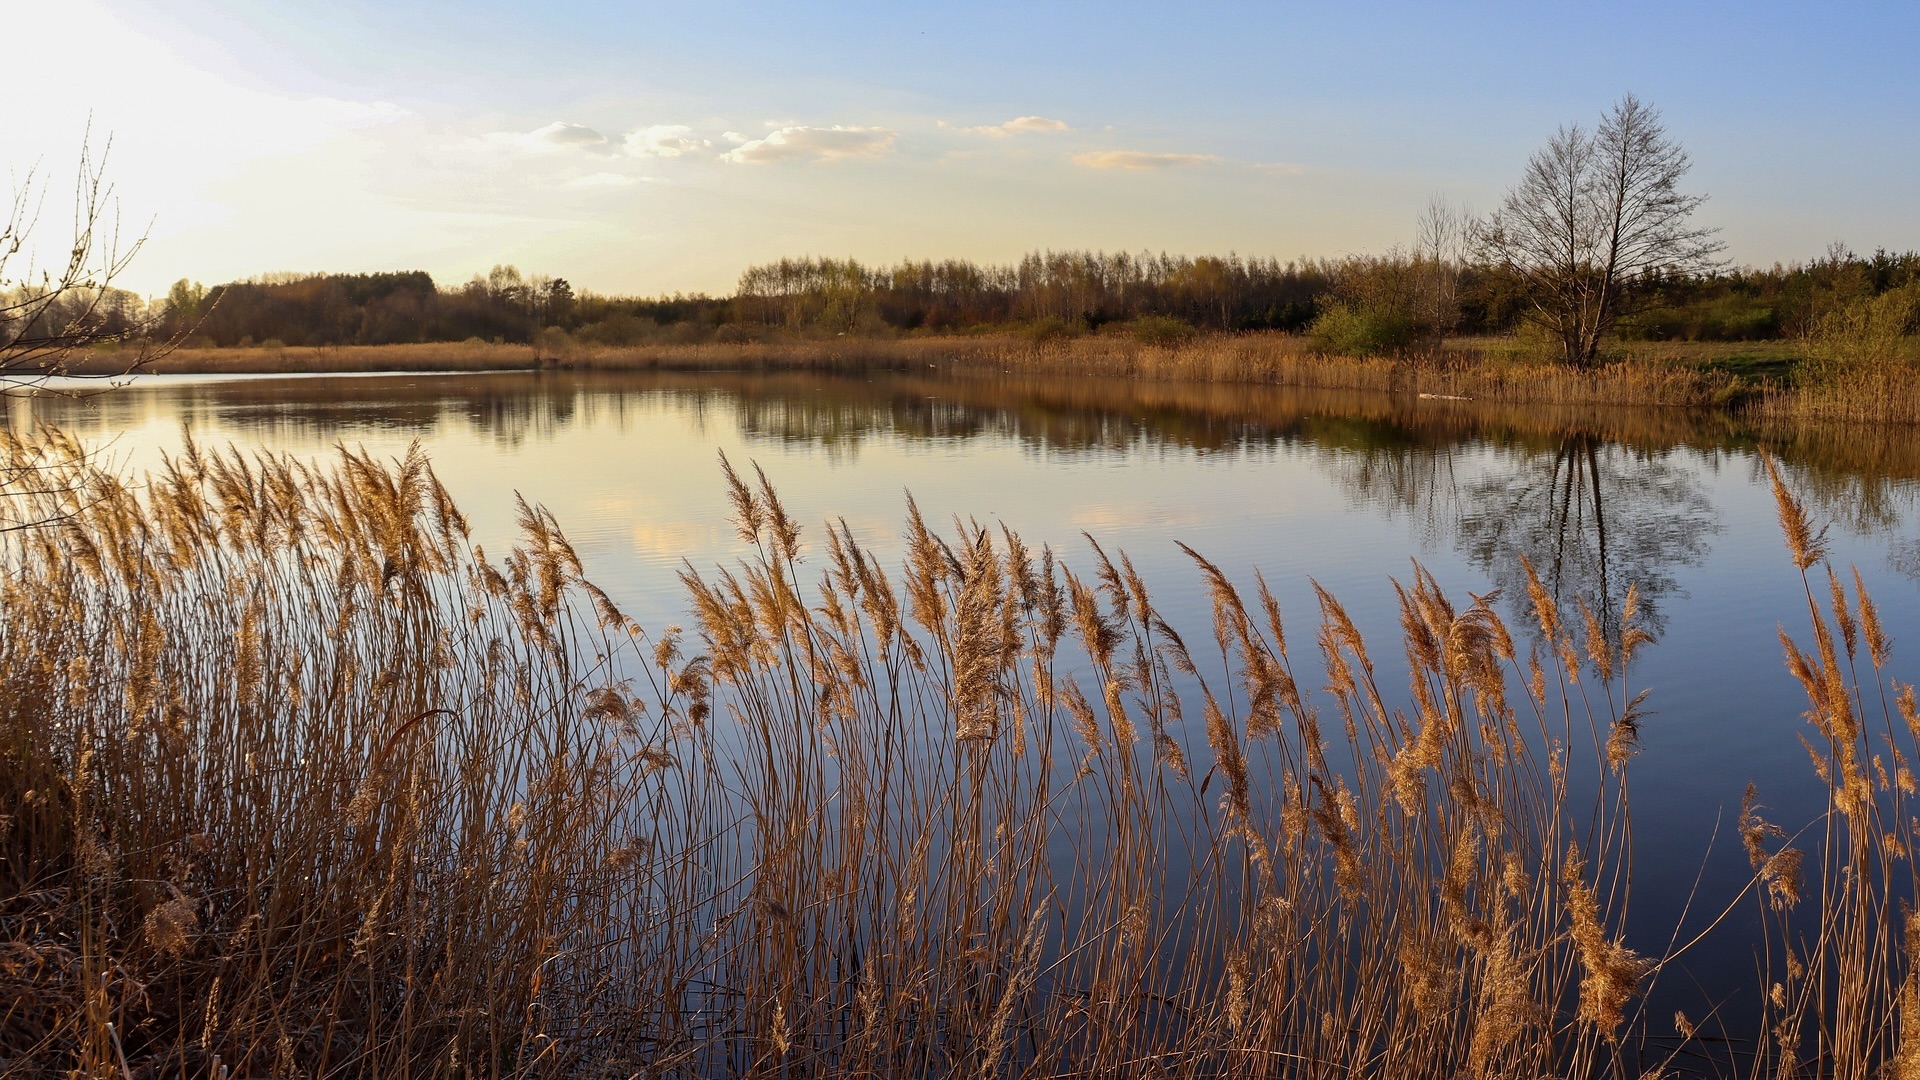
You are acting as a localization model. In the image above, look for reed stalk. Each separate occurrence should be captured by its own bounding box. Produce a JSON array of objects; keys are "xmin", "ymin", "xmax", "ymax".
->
[{"xmin": 0, "ymin": 430, "xmax": 1911, "ymax": 1077}]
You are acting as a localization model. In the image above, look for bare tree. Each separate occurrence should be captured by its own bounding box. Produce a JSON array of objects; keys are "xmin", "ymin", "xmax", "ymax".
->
[
  {"xmin": 1, "ymin": 130, "xmax": 175, "ymax": 535},
  {"xmin": 1415, "ymin": 195, "xmax": 1467, "ymax": 351},
  {"xmin": 1478, "ymin": 95, "xmax": 1723, "ymax": 368},
  {"xmin": 1, "ymin": 129, "xmax": 161, "ymax": 387}
]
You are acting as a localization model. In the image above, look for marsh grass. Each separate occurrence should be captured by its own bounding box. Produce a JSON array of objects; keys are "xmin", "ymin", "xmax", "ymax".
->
[
  {"xmin": 1750, "ymin": 362, "xmax": 1920, "ymax": 426},
  {"xmin": 82, "ymin": 322, "xmax": 1920, "ymax": 424},
  {"xmin": 67, "ymin": 333, "xmax": 1754, "ymax": 413},
  {"xmin": 0, "ymin": 430, "xmax": 1913, "ymax": 1076}
]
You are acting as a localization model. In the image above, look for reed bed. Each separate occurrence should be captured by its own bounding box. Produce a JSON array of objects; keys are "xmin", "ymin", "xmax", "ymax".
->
[
  {"xmin": 1750, "ymin": 363, "xmax": 1920, "ymax": 426},
  {"xmin": 81, "ymin": 335, "xmax": 1750, "ymax": 413},
  {"xmin": 82, "ymin": 331, "xmax": 1920, "ymax": 423},
  {"xmin": 67, "ymin": 340, "xmax": 549, "ymax": 376},
  {"xmin": 0, "ymin": 430, "xmax": 1913, "ymax": 1077}
]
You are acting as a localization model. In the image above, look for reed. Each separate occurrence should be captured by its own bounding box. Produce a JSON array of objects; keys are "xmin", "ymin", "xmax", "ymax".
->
[
  {"xmin": 70, "ymin": 331, "xmax": 1800, "ymax": 415},
  {"xmin": 1750, "ymin": 363, "xmax": 1920, "ymax": 426},
  {"xmin": 77, "ymin": 334, "xmax": 1743, "ymax": 405},
  {"xmin": 0, "ymin": 430, "xmax": 1911, "ymax": 1077}
]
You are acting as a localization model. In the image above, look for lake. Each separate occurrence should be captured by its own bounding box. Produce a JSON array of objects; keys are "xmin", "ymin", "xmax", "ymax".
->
[{"xmin": 12, "ymin": 366, "xmax": 1919, "ymax": 1022}]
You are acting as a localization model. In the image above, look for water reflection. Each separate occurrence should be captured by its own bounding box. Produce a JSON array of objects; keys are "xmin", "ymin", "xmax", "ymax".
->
[
  {"xmin": 10, "ymin": 367, "xmax": 1916, "ymax": 611},
  {"xmin": 1458, "ymin": 433, "xmax": 1717, "ymax": 644},
  {"xmin": 1334, "ymin": 434, "xmax": 1720, "ymax": 651}
]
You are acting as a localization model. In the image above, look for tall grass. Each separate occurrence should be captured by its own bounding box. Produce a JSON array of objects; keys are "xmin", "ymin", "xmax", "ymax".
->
[
  {"xmin": 86, "ymin": 330, "xmax": 1920, "ymax": 423},
  {"xmin": 81, "ymin": 335, "xmax": 1750, "ymax": 411},
  {"xmin": 0, "ymin": 430, "xmax": 1913, "ymax": 1076},
  {"xmin": 1751, "ymin": 364, "xmax": 1920, "ymax": 426}
]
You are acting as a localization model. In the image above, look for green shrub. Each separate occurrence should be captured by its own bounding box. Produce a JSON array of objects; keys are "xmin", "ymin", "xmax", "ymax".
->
[
  {"xmin": 533, "ymin": 325, "xmax": 575, "ymax": 358},
  {"xmin": 1127, "ymin": 315, "xmax": 1198, "ymax": 347},
  {"xmin": 579, "ymin": 312, "xmax": 656, "ymax": 346},
  {"xmin": 1803, "ymin": 283, "xmax": 1920, "ymax": 384},
  {"xmin": 1308, "ymin": 303, "xmax": 1415, "ymax": 357},
  {"xmin": 1021, "ymin": 316, "xmax": 1081, "ymax": 345}
]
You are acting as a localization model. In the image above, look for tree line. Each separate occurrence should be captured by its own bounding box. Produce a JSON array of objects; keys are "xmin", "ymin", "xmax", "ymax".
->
[{"xmin": 134, "ymin": 244, "xmax": 1915, "ymax": 354}]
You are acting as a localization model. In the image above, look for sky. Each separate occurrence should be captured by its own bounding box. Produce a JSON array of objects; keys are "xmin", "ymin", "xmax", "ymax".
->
[{"xmin": 11, "ymin": 0, "xmax": 1920, "ymax": 299}]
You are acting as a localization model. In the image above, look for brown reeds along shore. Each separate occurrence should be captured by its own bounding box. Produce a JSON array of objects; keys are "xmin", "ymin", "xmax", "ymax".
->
[
  {"xmin": 3, "ymin": 430, "xmax": 1917, "ymax": 1077},
  {"xmin": 68, "ymin": 330, "xmax": 1920, "ymax": 426}
]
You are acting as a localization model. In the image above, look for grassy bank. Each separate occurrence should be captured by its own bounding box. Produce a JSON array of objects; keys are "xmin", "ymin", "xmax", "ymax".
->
[
  {"xmin": 60, "ymin": 330, "xmax": 1920, "ymax": 424},
  {"xmin": 2, "ymin": 431, "xmax": 1915, "ymax": 1076}
]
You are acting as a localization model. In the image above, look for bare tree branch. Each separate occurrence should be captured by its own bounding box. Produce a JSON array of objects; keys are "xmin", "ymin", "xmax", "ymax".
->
[
  {"xmin": 1477, "ymin": 95, "xmax": 1724, "ymax": 368},
  {"xmin": 1, "ymin": 127, "xmax": 179, "ymax": 533},
  {"xmin": 1, "ymin": 123, "xmax": 177, "ymax": 393}
]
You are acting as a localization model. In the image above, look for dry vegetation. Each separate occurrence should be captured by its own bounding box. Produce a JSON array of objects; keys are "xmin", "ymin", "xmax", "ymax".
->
[
  {"xmin": 1750, "ymin": 368, "xmax": 1920, "ymax": 427},
  {"xmin": 83, "ymin": 333, "xmax": 1759, "ymax": 405},
  {"xmin": 1, "ymin": 430, "xmax": 1916, "ymax": 1077},
  {"xmin": 68, "ymin": 324, "xmax": 1920, "ymax": 423}
]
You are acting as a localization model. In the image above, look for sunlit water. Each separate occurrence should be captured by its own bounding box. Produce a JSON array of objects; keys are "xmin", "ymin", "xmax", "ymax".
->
[{"xmin": 10, "ymin": 367, "xmax": 1920, "ymax": 1018}]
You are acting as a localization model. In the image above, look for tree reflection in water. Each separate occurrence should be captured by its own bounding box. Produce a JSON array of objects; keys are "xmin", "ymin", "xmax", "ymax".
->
[
  {"xmin": 1331, "ymin": 430, "xmax": 1720, "ymax": 654},
  {"xmin": 1455, "ymin": 433, "xmax": 1717, "ymax": 649}
]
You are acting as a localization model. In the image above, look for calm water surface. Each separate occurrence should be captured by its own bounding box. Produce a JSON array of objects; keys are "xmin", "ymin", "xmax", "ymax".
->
[{"xmin": 11, "ymin": 367, "xmax": 1920, "ymax": 1007}]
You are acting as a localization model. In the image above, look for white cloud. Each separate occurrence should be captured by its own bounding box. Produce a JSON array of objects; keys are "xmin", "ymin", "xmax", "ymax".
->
[
  {"xmin": 952, "ymin": 115, "xmax": 1071, "ymax": 137},
  {"xmin": 489, "ymin": 121, "xmax": 610, "ymax": 153},
  {"xmin": 624, "ymin": 124, "xmax": 709, "ymax": 158},
  {"xmin": 280, "ymin": 98, "xmax": 412, "ymax": 139},
  {"xmin": 1071, "ymin": 150, "xmax": 1222, "ymax": 170},
  {"xmin": 723, "ymin": 125, "xmax": 897, "ymax": 164},
  {"xmin": 566, "ymin": 172, "xmax": 662, "ymax": 189}
]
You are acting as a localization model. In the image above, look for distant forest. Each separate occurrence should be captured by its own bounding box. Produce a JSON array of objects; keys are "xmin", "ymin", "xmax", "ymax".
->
[{"xmin": 124, "ymin": 246, "xmax": 1920, "ymax": 353}]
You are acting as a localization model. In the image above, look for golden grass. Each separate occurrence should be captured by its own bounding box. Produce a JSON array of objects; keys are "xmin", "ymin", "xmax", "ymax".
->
[
  {"xmin": 83, "ymin": 329, "xmax": 1920, "ymax": 423},
  {"xmin": 0, "ymin": 430, "xmax": 1914, "ymax": 1076},
  {"xmin": 71, "ymin": 339, "xmax": 548, "ymax": 375},
  {"xmin": 1750, "ymin": 361, "xmax": 1920, "ymax": 425},
  {"xmin": 70, "ymin": 331, "xmax": 1751, "ymax": 405}
]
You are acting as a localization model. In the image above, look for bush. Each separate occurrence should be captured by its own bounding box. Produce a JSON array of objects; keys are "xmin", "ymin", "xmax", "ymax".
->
[
  {"xmin": 532, "ymin": 325, "xmax": 575, "ymax": 359},
  {"xmin": 1478, "ymin": 323, "xmax": 1564, "ymax": 366},
  {"xmin": 1021, "ymin": 316, "xmax": 1082, "ymax": 345},
  {"xmin": 1126, "ymin": 315, "xmax": 1198, "ymax": 347},
  {"xmin": 578, "ymin": 313, "xmax": 656, "ymax": 347},
  {"xmin": 1802, "ymin": 283, "xmax": 1920, "ymax": 384},
  {"xmin": 1308, "ymin": 303, "xmax": 1415, "ymax": 357}
]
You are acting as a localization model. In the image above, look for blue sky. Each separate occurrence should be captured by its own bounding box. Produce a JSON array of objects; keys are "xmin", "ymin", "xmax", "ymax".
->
[{"xmin": 14, "ymin": 0, "xmax": 1919, "ymax": 297}]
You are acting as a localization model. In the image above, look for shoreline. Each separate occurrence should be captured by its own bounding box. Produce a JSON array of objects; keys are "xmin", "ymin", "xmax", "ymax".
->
[{"xmin": 53, "ymin": 330, "xmax": 1917, "ymax": 425}]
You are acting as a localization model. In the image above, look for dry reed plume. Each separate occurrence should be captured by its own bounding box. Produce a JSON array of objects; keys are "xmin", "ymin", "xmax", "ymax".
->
[{"xmin": 0, "ymin": 430, "xmax": 1912, "ymax": 1076}]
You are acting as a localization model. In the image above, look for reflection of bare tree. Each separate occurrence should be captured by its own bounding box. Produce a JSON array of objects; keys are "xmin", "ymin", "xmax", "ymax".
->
[
  {"xmin": 1328, "ymin": 433, "xmax": 1719, "ymax": 650},
  {"xmin": 1457, "ymin": 434, "xmax": 1718, "ymax": 647}
]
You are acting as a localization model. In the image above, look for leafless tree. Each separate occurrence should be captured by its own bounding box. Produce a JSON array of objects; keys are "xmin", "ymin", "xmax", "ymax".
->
[
  {"xmin": 1415, "ymin": 195, "xmax": 1468, "ymax": 351},
  {"xmin": 1, "ymin": 129, "xmax": 162, "ymax": 388},
  {"xmin": 1477, "ymin": 95, "xmax": 1723, "ymax": 368},
  {"xmin": 1, "ymin": 129, "xmax": 175, "ymax": 534}
]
